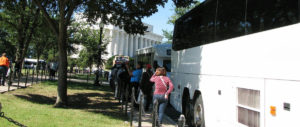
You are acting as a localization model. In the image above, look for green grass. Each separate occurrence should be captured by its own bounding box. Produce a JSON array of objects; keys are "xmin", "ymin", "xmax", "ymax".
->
[{"xmin": 0, "ymin": 81, "xmax": 128, "ymax": 127}]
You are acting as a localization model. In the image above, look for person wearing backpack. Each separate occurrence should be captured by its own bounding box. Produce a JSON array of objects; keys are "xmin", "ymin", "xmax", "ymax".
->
[
  {"xmin": 140, "ymin": 64, "xmax": 154, "ymax": 111},
  {"xmin": 150, "ymin": 67, "xmax": 174, "ymax": 126}
]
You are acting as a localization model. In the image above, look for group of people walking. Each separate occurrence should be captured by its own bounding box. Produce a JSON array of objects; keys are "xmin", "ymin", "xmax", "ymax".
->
[{"xmin": 110, "ymin": 61, "xmax": 174, "ymax": 126}]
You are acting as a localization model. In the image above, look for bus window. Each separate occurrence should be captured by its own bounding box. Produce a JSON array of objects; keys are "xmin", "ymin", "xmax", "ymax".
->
[
  {"xmin": 173, "ymin": 0, "xmax": 217, "ymax": 50},
  {"xmin": 215, "ymin": 0, "xmax": 246, "ymax": 41},
  {"xmin": 246, "ymin": 0, "xmax": 299, "ymax": 34}
]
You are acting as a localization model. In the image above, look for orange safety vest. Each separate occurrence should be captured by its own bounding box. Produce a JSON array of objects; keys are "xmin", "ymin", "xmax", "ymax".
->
[{"xmin": 0, "ymin": 56, "xmax": 9, "ymax": 68}]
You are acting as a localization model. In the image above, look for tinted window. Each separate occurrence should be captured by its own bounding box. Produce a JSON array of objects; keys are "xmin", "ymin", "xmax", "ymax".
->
[
  {"xmin": 215, "ymin": 0, "xmax": 246, "ymax": 41},
  {"xmin": 247, "ymin": 0, "xmax": 299, "ymax": 34},
  {"xmin": 173, "ymin": 0, "xmax": 217, "ymax": 50},
  {"xmin": 173, "ymin": 0, "xmax": 299, "ymax": 51}
]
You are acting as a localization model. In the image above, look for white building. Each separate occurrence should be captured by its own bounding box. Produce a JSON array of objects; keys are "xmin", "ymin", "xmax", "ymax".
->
[{"xmin": 71, "ymin": 14, "xmax": 163, "ymax": 59}]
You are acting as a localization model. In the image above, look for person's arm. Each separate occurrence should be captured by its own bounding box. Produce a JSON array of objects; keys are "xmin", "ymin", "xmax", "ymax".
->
[
  {"xmin": 125, "ymin": 64, "xmax": 133, "ymax": 76},
  {"xmin": 150, "ymin": 73, "xmax": 157, "ymax": 82},
  {"xmin": 165, "ymin": 77, "xmax": 174, "ymax": 98}
]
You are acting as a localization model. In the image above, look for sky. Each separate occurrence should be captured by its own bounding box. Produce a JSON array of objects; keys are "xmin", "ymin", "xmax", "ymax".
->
[{"xmin": 142, "ymin": 1, "xmax": 175, "ymax": 41}]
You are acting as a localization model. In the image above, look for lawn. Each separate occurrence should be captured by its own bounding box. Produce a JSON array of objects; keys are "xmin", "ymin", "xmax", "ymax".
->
[{"xmin": 0, "ymin": 80, "xmax": 128, "ymax": 127}]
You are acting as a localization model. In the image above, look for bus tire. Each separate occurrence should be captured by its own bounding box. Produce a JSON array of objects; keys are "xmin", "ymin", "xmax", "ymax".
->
[
  {"xmin": 182, "ymin": 95, "xmax": 193, "ymax": 126},
  {"xmin": 193, "ymin": 95, "xmax": 205, "ymax": 127}
]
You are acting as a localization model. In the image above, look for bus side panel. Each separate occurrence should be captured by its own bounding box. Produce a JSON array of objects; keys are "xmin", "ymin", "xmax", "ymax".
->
[
  {"xmin": 200, "ymin": 75, "xmax": 236, "ymax": 127},
  {"xmin": 265, "ymin": 80, "xmax": 300, "ymax": 127},
  {"xmin": 170, "ymin": 72, "xmax": 182, "ymax": 112}
]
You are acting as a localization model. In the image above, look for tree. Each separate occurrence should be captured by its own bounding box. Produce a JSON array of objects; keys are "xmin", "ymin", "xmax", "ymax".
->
[
  {"xmin": 0, "ymin": 29, "xmax": 15, "ymax": 58},
  {"xmin": 31, "ymin": 19, "xmax": 56, "ymax": 73},
  {"xmin": 74, "ymin": 23, "xmax": 108, "ymax": 72},
  {"xmin": 0, "ymin": 0, "xmax": 41, "ymax": 76},
  {"xmin": 32, "ymin": 0, "xmax": 194, "ymax": 107},
  {"xmin": 162, "ymin": 1, "xmax": 200, "ymax": 43}
]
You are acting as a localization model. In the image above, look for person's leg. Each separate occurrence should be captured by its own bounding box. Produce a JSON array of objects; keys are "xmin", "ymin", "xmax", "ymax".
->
[
  {"xmin": 134, "ymin": 83, "xmax": 139, "ymax": 101},
  {"xmin": 114, "ymin": 80, "xmax": 119, "ymax": 98},
  {"xmin": 145, "ymin": 93, "xmax": 152, "ymax": 111},
  {"xmin": 158, "ymin": 95, "xmax": 168, "ymax": 124},
  {"xmin": 0, "ymin": 67, "xmax": 3, "ymax": 85},
  {"xmin": 2, "ymin": 67, "xmax": 7, "ymax": 85}
]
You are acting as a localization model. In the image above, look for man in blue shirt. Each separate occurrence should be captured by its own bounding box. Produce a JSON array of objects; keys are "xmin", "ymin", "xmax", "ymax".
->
[{"xmin": 128, "ymin": 62, "xmax": 143, "ymax": 106}]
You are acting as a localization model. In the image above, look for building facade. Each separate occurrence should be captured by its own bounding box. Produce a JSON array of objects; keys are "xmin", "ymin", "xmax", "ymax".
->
[{"xmin": 72, "ymin": 14, "xmax": 163, "ymax": 60}]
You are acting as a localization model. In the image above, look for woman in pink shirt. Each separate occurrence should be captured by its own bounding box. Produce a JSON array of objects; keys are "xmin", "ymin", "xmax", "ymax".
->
[{"xmin": 150, "ymin": 67, "xmax": 174, "ymax": 126}]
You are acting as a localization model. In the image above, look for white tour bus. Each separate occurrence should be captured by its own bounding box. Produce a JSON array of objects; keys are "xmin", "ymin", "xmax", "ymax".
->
[
  {"xmin": 135, "ymin": 43, "xmax": 171, "ymax": 73},
  {"xmin": 170, "ymin": 0, "xmax": 300, "ymax": 127},
  {"xmin": 23, "ymin": 58, "xmax": 46, "ymax": 69}
]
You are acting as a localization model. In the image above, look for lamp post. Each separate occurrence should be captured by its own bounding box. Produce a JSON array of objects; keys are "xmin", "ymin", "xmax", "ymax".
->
[{"xmin": 94, "ymin": 21, "xmax": 105, "ymax": 86}]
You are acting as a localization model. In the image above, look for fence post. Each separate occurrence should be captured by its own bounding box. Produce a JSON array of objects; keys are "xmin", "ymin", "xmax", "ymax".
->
[
  {"xmin": 25, "ymin": 68, "xmax": 29, "ymax": 87},
  {"xmin": 178, "ymin": 114, "xmax": 186, "ymax": 127},
  {"xmin": 125, "ymin": 84, "xmax": 128, "ymax": 115},
  {"xmin": 41, "ymin": 69, "xmax": 43, "ymax": 81},
  {"xmin": 130, "ymin": 87, "xmax": 135, "ymax": 127},
  {"xmin": 86, "ymin": 73, "xmax": 89, "ymax": 83},
  {"xmin": 138, "ymin": 92, "xmax": 143, "ymax": 127},
  {"xmin": 152, "ymin": 99, "xmax": 158, "ymax": 127},
  {"xmin": 36, "ymin": 69, "xmax": 39, "ymax": 83},
  {"xmin": 7, "ymin": 66, "xmax": 13, "ymax": 92},
  {"xmin": 31, "ymin": 68, "xmax": 35, "ymax": 85},
  {"xmin": 17, "ymin": 70, "xmax": 21, "ymax": 88}
]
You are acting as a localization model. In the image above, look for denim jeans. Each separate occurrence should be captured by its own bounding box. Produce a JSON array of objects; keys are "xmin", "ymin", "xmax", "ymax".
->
[
  {"xmin": 153, "ymin": 94, "xmax": 168, "ymax": 123},
  {"xmin": 0, "ymin": 66, "xmax": 7, "ymax": 85}
]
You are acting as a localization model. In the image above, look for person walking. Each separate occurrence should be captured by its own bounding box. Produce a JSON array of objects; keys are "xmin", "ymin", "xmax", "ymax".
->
[
  {"xmin": 150, "ymin": 67, "xmax": 174, "ymax": 126},
  {"xmin": 0, "ymin": 53, "xmax": 10, "ymax": 86},
  {"xmin": 140, "ymin": 64, "xmax": 154, "ymax": 111},
  {"xmin": 127, "ymin": 62, "xmax": 143, "ymax": 106}
]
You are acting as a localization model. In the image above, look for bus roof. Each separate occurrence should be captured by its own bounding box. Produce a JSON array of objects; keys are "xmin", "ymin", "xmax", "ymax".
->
[{"xmin": 24, "ymin": 58, "xmax": 45, "ymax": 62}]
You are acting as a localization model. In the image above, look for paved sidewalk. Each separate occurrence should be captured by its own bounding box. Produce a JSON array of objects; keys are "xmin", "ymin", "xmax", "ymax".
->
[
  {"xmin": 0, "ymin": 75, "xmax": 43, "ymax": 93},
  {"xmin": 128, "ymin": 105, "xmax": 177, "ymax": 127}
]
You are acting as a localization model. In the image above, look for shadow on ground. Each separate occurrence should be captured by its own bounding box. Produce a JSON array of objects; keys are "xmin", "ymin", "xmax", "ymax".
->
[
  {"xmin": 44, "ymin": 80, "xmax": 111, "ymax": 91},
  {"xmin": 14, "ymin": 80, "xmax": 127, "ymax": 121}
]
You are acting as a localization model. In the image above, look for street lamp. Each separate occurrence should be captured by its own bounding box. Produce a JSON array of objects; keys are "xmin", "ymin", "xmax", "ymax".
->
[{"xmin": 94, "ymin": 21, "xmax": 105, "ymax": 86}]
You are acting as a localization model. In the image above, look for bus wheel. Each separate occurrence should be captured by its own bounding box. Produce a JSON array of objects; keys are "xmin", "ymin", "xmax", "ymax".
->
[
  {"xmin": 183, "ymin": 98, "xmax": 193, "ymax": 126},
  {"xmin": 193, "ymin": 95, "xmax": 205, "ymax": 127}
]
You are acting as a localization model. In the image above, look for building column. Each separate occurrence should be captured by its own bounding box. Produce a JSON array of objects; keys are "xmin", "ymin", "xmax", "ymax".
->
[
  {"xmin": 129, "ymin": 35, "xmax": 134, "ymax": 57},
  {"xmin": 118, "ymin": 31, "xmax": 124, "ymax": 55},
  {"xmin": 138, "ymin": 36, "xmax": 141, "ymax": 49},
  {"xmin": 135, "ymin": 36, "xmax": 139, "ymax": 55},
  {"xmin": 151, "ymin": 40, "xmax": 154, "ymax": 46},
  {"xmin": 141, "ymin": 38, "xmax": 144, "ymax": 48},
  {"xmin": 147, "ymin": 39, "xmax": 150, "ymax": 47},
  {"xmin": 115, "ymin": 31, "xmax": 120, "ymax": 55},
  {"xmin": 111, "ymin": 30, "xmax": 116, "ymax": 56},
  {"xmin": 124, "ymin": 34, "xmax": 128, "ymax": 56}
]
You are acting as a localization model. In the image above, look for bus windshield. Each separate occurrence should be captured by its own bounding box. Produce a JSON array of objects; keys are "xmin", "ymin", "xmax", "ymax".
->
[{"xmin": 173, "ymin": 0, "xmax": 300, "ymax": 51}]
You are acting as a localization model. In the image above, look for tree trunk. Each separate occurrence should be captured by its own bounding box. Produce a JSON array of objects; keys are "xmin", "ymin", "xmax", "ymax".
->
[{"xmin": 54, "ymin": 7, "xmax": 68, "ymax": 107}]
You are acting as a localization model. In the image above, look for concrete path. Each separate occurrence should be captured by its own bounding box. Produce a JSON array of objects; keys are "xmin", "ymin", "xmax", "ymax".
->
[
  {"xmin": 129, "ymin": 109, "xmax": 177, "ymax": 127},
  {"xmin": 0, "ymin": 74, "xmax": 44, "ymax": 93}
]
